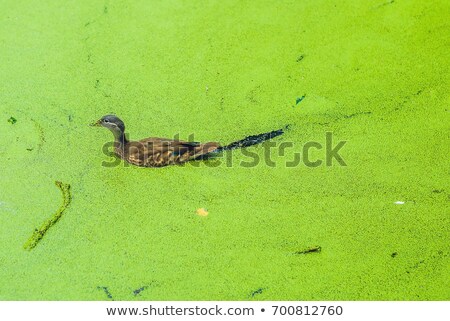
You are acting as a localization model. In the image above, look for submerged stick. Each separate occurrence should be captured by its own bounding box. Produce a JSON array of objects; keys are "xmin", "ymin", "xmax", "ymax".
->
[
  {"xmin": 23, "ymin": 181, "xmax": 71, "ymax": 250},
  {"xmin": 294, "ymin": 246, "xmax": 322, "ymax": 255}
]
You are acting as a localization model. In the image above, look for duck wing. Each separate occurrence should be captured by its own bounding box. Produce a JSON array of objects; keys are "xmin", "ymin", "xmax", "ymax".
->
[{"xmin": 127, "ymin": 137, "xmax": 220, "ymax": 167}]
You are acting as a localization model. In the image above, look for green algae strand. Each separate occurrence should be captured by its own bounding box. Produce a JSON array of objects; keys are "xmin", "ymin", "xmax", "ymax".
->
[{"xmin": 23, "ymin": 181, "xmax": 71, "ymax": 250}]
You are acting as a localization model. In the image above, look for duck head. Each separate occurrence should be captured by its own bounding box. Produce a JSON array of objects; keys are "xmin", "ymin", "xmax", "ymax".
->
[{"xmin": 91, "ymin": 115, "xmax": 127, "ymax": 142}]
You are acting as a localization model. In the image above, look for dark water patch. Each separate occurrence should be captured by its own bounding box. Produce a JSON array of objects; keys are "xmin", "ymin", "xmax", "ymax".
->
[
  {"xmin": 30, "ymin": 119, "xmax": 46, "ymax": 151},
  {"xmin": 246, "ymin": 85, "xmax": 261, "ymax": 104},
  {"xmin": 219, "ymin": 125, "xmax": 289, "ymax": 151},
  {"xmin": 303, "ymin": 110, "xmax": 372, "ymax": 127},
  {"xmin": 84, "ymin": 20, "xmax": 95, "ymax": 27},
  {"xmin": 375, "ymin": 0, "xmax": 395, "ymax": 9},
  {"xmin": 393, "ymin": 89, "xmax": 424, "ymax": 111},
  {"xmin": 406, "ymin": 251, "xmax": 446, "ymax": 274},
  {"xmin": 343, "ymin": 111, "xmax": 372, "ymax": 119}
]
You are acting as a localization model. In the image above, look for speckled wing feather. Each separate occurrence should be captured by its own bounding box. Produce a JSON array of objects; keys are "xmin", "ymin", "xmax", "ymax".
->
[{"xmin": 123, "ymin": 138, "xmax": 220, "ymax": 167}]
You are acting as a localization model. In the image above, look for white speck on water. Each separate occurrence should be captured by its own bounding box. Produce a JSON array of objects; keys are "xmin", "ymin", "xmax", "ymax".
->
[
  {"xmin": 394, "ymin": 201, "xmax": 405, "ymax": 205},
  {"xmin": 0, "ymin": 201, "xmax": 15, "ymax": 214}
]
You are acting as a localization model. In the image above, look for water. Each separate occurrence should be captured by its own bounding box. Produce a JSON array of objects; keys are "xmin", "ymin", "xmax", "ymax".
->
[{"xmin": 0, "ymin": 0, "xmax": 448, "ymax": 300}]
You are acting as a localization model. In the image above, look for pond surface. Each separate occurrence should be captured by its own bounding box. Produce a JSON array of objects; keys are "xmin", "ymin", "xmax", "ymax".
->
[{"xmin": 0, "ymin": 0, "xmax": 448, "ymax": 300}]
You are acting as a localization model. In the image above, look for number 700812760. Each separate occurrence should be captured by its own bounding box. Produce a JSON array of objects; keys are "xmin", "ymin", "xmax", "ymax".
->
[{"xmin": 271, "ymin": 305, "xmax": 343, "ymax": 316}]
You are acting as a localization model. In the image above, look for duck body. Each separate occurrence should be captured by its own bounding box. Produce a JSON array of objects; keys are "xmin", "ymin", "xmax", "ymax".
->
[
  {"xmin": 93, "ymin": 114, "xmax": 286, "ymax": 168},
  {"xmin": 93, "ymin": 115, "xmax": 219, "ymax": 167},
  {"xmin": 115, "ymin": 136, "xmax": 220, "ymax": 167}
]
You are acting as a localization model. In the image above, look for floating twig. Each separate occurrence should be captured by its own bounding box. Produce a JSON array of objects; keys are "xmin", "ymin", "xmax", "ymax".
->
[
  {"xmin": 296, "ymin": 95, "xmax": 306, "ymax": 105},
  {"xmin": 294, "ymin": 246, "xmax": 322, "ymax": 255},
  {"xmin": 249, "ymin": 287, "xmax": 265, "ymax": 298},
  {"xmin": 133, "ymin": 286, "xmax": 148, "ymax": 296},
  {"xmin": 296, "ymin": 54, "xmax": 305, "ymax": 62},
  {"xmin": 23, "ymin": 181, "xmax": 71, "ymax": 250},
  {"xmin": 8, "ymin": 116, "xmax": 17, "ymax": 124},
  {"xmin": 97, "ymin": 286, "xmax": 114, "ymax": 300}
]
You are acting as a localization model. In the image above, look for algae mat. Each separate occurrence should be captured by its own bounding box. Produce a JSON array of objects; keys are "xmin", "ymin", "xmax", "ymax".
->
[{"xmin": 0, "ymin": 0, "xmax": 449, "ymax": 300}]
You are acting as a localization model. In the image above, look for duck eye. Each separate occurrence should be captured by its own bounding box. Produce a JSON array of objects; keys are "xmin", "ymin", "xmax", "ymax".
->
[{"xmin": 104, "ymin": 119, "xmax": 109, "ymax": 123}]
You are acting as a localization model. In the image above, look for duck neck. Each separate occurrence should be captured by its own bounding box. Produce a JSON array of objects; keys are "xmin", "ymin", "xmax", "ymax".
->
[{"xmin": 111, "ymin": 128, "xmax": 128, "ymax": 146}]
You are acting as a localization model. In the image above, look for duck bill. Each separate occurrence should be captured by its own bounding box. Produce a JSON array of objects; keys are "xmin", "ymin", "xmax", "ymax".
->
[{"xmin": 90, "ymin": 119, "xmax": 102, "ymax": 127}]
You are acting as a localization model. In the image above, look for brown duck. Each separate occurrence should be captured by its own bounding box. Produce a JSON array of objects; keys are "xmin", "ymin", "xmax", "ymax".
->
[{"xmin": 92, "ymin": 115, "xmax": 286, "ymax": 167}]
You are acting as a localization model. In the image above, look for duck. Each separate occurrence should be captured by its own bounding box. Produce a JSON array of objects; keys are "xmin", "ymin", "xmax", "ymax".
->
[{"xmin": 91, "ymin": 114, "xmax": 286, "ymax": 167}]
